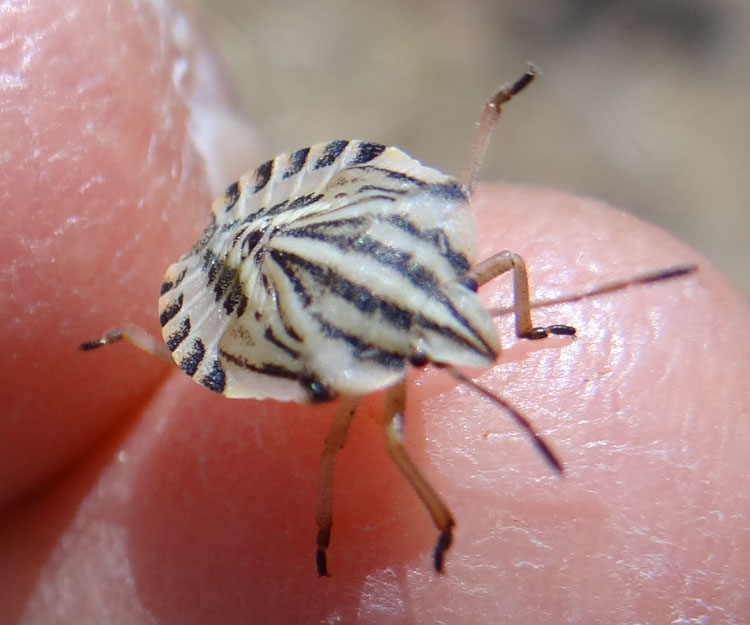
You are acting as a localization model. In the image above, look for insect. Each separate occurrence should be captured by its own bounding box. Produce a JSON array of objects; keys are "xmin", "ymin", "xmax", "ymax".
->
[{"xmin": 81, "ymin": 68, "xmax": 696, "ymax": 576}]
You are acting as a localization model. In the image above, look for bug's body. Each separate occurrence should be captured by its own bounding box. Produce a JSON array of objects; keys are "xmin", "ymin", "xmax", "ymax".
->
[
  {"xmin": 159, "ymin": 140, "xmax": 498, "ymax": 402},
  {"xmin": 81, "ymin": 69, "xmax": 695, "ymax": 576}
]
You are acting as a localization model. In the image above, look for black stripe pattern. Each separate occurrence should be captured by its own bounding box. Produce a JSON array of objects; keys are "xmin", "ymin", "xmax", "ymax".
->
[{"xmin": 157, "ymin": 139, "xmax": 499, "ymax": 401}]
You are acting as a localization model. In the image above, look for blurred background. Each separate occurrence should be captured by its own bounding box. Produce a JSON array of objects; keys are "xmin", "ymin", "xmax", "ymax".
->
[{"xmin": 195, "ymin": 0, "xmax": 749, "ymax": 294}]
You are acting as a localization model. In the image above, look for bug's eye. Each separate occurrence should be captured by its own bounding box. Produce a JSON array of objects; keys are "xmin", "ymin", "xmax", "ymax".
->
[
  {"xmin": 409, "ymin": 351, "xmax": 429, "ymax": 368},
  {"xmin": 300, "ymin": 374, "xmax": 334, "ymax": 402},
  {"xmin": 459, "ymin": 276, "xmax": 478, "ymax": 292}
]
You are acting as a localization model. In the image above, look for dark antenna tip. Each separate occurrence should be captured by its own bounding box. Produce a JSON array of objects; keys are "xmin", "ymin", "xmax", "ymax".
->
[
  {"xmin": 533, "ymin": 435, "xmax": 564, "ymax": 475},
  {"xmin": 439, "ymin": 364, "xmax": 564, "ymax": 475},
  {"xmin": 639, "ymin": 263, "xmax": 698, "ymax": 283}
]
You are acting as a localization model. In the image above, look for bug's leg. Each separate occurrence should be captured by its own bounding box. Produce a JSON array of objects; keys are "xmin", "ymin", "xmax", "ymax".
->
[
  {"xmin": 316, "ymin": 394, "xmax": 361, "ymax": 577},
  {"xmin": 79, "ymin": 326, "xmax": 173, "ymax": 363},
  {"xmin": 461, "ymin": 251, "xmax": 576, "ymax": 340},
  {"xmin": 383, "ymin": 380, "xmax": 456, "ymax": 573},
  {"xmin": 461, "ymin": 66, "xmax": 537, "ymax": 192}
]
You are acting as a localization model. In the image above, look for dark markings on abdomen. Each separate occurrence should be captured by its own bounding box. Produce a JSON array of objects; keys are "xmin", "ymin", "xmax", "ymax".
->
[
  {"xmin": 283, "ymin": 227, "xmax": 439, "ymax": 295},
  {"xmin": 284, "ymin": 147, "xmax": 310, "ymax": 179},
  {"xmin": 357, "ymin": 184, "xmax": 409, "ymax": 195},
  {"xmin": 220, "ymin": 348, "xmax": 299, "ymax": 381},
  {"xmin": 275, "ymin": 250, "xmax": 414, "ymax": 333},
  {"xmin": 424, "ymin": 181, "xmax": 466, "ymax": 201},
  {"xmin": 264, "ymin": 327, "xmax": 300, "ymax": 359},
  {"xmin": 241, "ymin": 228, "xmax": 265, "ymax": 260},
  {"xmin": 213, "ymin": 265, "xmax": 238, "ymax": 302},
  {"xmin": 273, "ymin": 285, "xmax": 304, "ymax": 343},
  {"xmin": 160, "ymin": 268, "xmax": 186, "ymax": 296},
  {"xmin": 414, "ymin": 311, "xmax": 496, "ymax": 361},
  {"xmin": 223, "ymin": 181, "xmax": 240, "ymax": 212},
  {"xmin": 287, "ymin": 193, "xmax": 324, "ymax": 211},
  {"xmin": 314, "ymin": 314, "xmax": 405, "ymax": 369},
  {"xmin": 159, "ymin": 293, "xmax": 184, "ymax": 327},
  {"xmin": 180, "ymin": 337, "xmax": 205, "ymax": 375},
  {"xmin": 200, "ymin": 359, "xmax": 226, "ymax": 393},
  {"xmin": 349, "ymin": 165, "xmax": 421, "ymax": 185},
  {"xmin": 203, "ymin": 249, "xmax": 221, "ymax": 285},
  {"xmin": 269, "ymin": 250, "xmax": 312, "ymax": 306},
  {"xmin": 314, "ymin": 140, "xmax": 349, "ymax": 169},
  {"xmin": 351, "ymin": 142, "xmax": 385, "ymax": 165},
  {"xmin": 223, "ymin": 281, "xmax": 247, "ymax": 317},
  {"xmin": 254, "ymin": 159, "xmax": 274, "ymax": 193},
  {"xmin": 166, "ymin": 318, "xmax": 191, "ymax": 352},
  {"xmin": 383, "ymin": 214, "xmax": 470, "ymax": 274}
]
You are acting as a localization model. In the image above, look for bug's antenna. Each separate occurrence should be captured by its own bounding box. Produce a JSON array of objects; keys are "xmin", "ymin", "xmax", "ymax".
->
[
  {"xmin": 461, "ymin": 65, "xmax": 538, "ymax": 193},
  {"xmin": 490, "ymin": 263, "xmax": 699, "ymax": 318},
  {"xmin": 439, "ymin": 364, "xmax": 563, "ymax": 474}
]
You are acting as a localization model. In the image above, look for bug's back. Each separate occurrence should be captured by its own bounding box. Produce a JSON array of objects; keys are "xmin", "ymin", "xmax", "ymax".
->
[{"xmin": 158, "ymin": 140, "xmax": 500, "ymax": 402}]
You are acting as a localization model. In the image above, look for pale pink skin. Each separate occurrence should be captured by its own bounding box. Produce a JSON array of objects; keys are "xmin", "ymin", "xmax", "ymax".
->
[{"xmin": 1, "ymin": 2, "xmax": 748, "ymax": 624}]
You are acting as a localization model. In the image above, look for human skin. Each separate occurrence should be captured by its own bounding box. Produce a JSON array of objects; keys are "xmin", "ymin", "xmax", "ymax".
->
[{"xmin": 1, "ymin": 2, "xmax": 748, "ymax": 624}]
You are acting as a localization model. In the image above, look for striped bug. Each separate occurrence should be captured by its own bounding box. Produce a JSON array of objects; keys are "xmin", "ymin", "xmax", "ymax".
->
[{"xmin": 81, "ymin": 68, "xmax": 696, "ymax": 576}]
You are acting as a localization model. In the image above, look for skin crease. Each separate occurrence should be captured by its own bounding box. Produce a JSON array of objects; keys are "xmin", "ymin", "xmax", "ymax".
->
[{"xmin": 1, "ymin": 2, "xmax": 748, "ymax": 624}]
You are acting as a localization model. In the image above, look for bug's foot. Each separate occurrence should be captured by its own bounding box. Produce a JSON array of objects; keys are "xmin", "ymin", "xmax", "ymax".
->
[
  {"xmin": 433, "ymin": 529, "xmax": 453, "ymax": 574},
  {"xmin": 522, "ymin": 324, "xmax": 577, "ymax": 340},
  {"xmin": 79, "ymin": 329, "xmax": 125, "ymax": 351},
  {"xmin": 316, "ymin": 528, "xmax": 332, "ymax": 577},
  {"xmin": 316, "ymin": 548, "xmax": 331, "ymax": 578}
]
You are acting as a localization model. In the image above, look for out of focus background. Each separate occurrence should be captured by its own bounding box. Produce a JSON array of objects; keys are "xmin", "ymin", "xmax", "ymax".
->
[{"xmin": 196, "ymin": 0, "xmax": 749, "ymax": 294}]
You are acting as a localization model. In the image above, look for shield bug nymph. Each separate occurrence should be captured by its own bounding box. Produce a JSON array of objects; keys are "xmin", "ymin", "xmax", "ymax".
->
[{"xmin": 81, "ymin": 67, "xmax": 697, "ymax": 576}]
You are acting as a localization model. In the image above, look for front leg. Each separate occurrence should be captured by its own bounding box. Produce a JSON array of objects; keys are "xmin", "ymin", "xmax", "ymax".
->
[{"xmin": 461, "ymin": 251, "xmax": 576, "ymax": 340}]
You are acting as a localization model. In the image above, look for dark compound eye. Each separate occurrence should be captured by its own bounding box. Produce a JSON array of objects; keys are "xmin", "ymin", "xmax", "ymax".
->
[{"xmin": 300, "ymin": 374, "xmax": 333, "ymax": 402}]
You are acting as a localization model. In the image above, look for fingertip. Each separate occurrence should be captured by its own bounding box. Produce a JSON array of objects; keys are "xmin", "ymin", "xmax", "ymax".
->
[{"xmin": 0, "ymin": 0, "xmax": 258, "ymax": 503}]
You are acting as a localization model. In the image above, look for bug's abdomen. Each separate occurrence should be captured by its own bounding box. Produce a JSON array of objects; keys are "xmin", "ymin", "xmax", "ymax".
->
[{"xmin": 159, "ymin": 140, "xmax": 500, "ymax": 402}]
